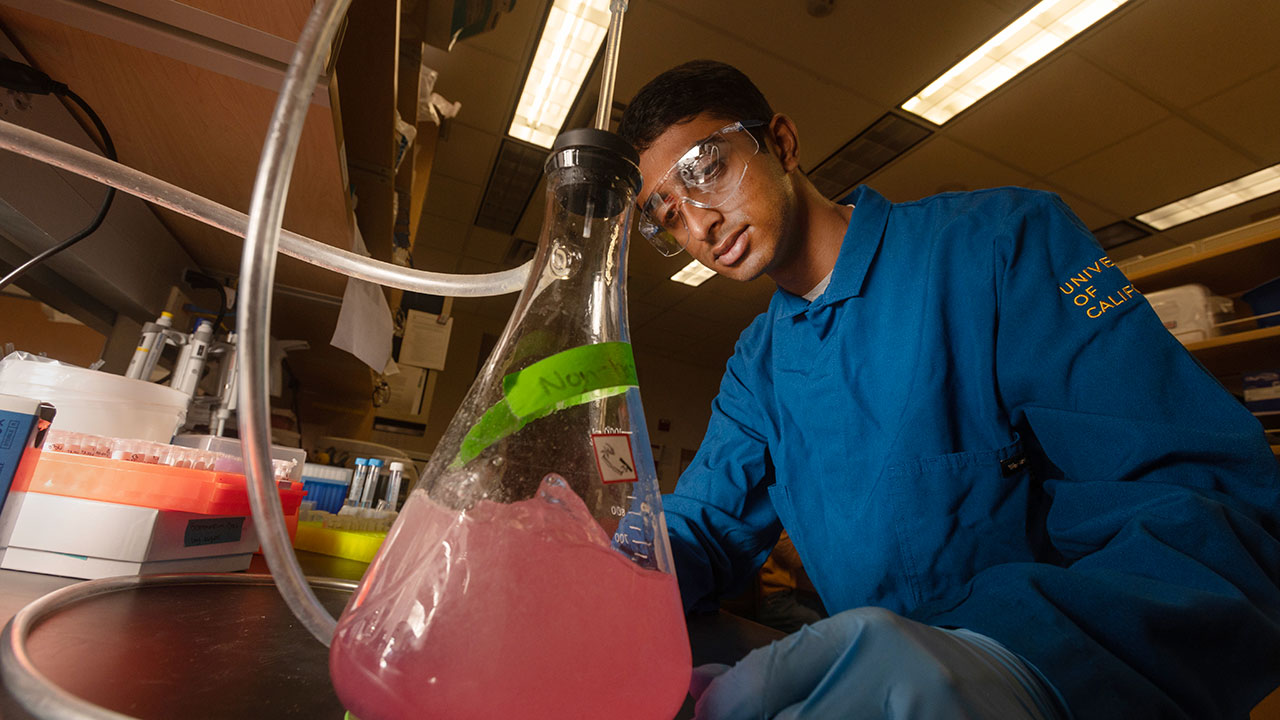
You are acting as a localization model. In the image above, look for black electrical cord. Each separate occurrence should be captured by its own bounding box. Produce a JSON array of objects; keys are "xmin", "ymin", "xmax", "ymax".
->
[
  {"xmin": 0, "ymin": 60, "xmax": 117, "ymax": 291},
  {"xmin": 184, "ymin": 269, "xmax": 229, "ymax": 333}
]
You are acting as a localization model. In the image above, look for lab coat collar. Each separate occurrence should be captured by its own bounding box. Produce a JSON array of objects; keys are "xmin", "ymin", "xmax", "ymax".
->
[{"xmin": 774, "ymin": 185, "xmax": 889, "ymax": 318}]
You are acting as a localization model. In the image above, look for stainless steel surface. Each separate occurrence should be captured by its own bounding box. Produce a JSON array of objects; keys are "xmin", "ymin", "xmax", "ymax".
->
[
  {"xmin": 1, "ymin": 573, "xmax": 356, "ymax": 720},
  {"xmin": 0, "ymin": 559, "xmax": 783, "ymax": 720}
]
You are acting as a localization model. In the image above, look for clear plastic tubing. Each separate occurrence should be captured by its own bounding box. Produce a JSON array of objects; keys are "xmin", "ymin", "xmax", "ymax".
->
[
  {"xmin": 237, "ymin": 0, "xmax": 353, "ymax": 646},
  {"xmin": 0, "ymin": 120, "xmax": 529, "ymax": 298}
]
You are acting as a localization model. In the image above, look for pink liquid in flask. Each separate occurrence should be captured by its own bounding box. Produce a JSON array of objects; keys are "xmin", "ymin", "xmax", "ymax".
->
[{"xmin": 330, "ymin": 478, "xmax": 692, "ymax": 720}]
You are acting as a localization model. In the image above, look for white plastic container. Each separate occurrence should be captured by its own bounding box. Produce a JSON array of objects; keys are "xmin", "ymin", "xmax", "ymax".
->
[
  {"xmin": 173, "ymin": 434, "xmax": 306, "ymax": 483},
  {"xmin": 1144, "ymin": 284, "xmax": 1235, "ymax": 345},
  {"xmin": 0, "ymin": 355, "xmax": 189, "ymax": 442}
]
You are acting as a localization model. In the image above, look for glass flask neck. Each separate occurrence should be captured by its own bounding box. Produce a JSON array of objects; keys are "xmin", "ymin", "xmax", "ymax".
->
[{"xmin": 418, "ymin": 140, "xmax": 645, "ymax": 510}]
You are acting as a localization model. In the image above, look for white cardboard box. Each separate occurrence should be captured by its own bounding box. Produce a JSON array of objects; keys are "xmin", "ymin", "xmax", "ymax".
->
[
  {"xmin": 1145, "ymin": 283, "xmax": 1235, "ymax": 344},
  {"xmin": 0, "ymin": 491, "xmax": 259, "ymax": 579}
]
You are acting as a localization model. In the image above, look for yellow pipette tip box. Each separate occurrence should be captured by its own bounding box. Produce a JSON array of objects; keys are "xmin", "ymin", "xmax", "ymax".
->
[{"xmin": 292, "ymin": 521, "xmax": 386, "ymax": 563}]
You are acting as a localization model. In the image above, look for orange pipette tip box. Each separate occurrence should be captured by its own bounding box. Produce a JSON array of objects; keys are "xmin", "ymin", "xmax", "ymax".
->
[{"xmin": 14, "ymin": 449, "xmax": 306, "ymax": 517}]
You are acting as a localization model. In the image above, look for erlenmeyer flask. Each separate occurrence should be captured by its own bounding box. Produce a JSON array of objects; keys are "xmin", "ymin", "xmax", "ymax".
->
[{"xmin": 329, "ymin": 129, "xmax": 692, "ymax": 720}]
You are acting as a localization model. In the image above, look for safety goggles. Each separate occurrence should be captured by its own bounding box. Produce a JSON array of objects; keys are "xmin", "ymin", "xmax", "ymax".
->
[{"xmin": 637, "ymin": 121, "xmax": 764, "ymax": 256}]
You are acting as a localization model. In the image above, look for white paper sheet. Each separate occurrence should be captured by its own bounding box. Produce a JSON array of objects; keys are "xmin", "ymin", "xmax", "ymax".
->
[
  {"xmin": 331, "ymin": 278, "xmax": 394, "ymax": 372},
  {"xmin": 398, "ymin": 309, "xmax": 453, "ymax": 370},
  {"xmin": 380, "ymin": 364, "xmax": 428, "ymax": 416},
  {"xmin": 330, "ymin": 216, "xmax": 395, "ymax": 372}
]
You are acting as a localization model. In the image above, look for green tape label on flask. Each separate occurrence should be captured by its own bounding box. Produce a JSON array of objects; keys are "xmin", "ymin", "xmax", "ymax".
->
[{"xmin": 452, "ymin": 342, "xmax": 638, "ymax": 468}]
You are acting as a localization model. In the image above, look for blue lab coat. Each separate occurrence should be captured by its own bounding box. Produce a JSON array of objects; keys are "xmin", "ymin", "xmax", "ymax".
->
[{"xmin": 663, "ymin": 185, "xmax": 1280, "ymax": 718}]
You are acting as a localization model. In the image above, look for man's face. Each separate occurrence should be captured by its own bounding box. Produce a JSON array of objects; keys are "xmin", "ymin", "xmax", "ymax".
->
[{"xmin": 636, "ymin": 113, "xmax": 797, "ymax": 283}]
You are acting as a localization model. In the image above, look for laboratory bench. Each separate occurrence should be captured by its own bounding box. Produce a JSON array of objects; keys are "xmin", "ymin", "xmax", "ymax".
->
[{"xmin": 0, "ymin": 551, "xmax": 783, "ymax": 720}]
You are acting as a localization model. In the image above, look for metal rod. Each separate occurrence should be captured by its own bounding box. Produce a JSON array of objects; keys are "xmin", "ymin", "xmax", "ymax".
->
[{"xmin": 593, "ymin": 0, "xmax": 628, "ymax": 131}]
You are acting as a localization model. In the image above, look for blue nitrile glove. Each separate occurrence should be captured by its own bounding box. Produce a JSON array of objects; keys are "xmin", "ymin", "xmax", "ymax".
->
[{"xmin": 691, "ymin": 607, "xmax": 1069, "ymax": 720}]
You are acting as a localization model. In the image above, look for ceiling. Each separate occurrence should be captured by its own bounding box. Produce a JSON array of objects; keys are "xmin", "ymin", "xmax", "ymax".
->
[{"xmin": 416, "ymin": 0, "xmax": 1280, "ymax": 369}]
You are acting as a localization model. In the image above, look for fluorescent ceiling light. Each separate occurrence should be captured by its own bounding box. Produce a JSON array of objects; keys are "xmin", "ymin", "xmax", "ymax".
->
[
  {"xmin": 1136, "ymin": 164, "xmax": 1280, "ymax": 231},
  {"xmin": 670, "ymin": 261, "xmax": 716, "ymax": 287},
  {"xmin": 901, "ymin": 0, "xmax": 1129, "ymax": 125},
  {"xmin": 509, "ymin": 0, "xmax": 611, "ymax": 148}
]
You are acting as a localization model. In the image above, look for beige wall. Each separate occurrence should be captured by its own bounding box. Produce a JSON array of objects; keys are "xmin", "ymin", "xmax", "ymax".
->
[
  {"xmin": 420, "ymin": 307, "xmax": 729, "ymax": 493},
  {"xmin": 633, "ymin": 348, "xmax": 725, "ymax": 493}
]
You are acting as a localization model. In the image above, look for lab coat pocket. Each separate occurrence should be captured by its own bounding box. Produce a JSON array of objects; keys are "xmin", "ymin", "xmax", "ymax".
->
[
  {"xmin": 886, "ymin": 437, "xmax": 1036, "ymax": 608},
  {"xmin": 766, "ymin": 481, "xmax": 795, "ymax": 537}
]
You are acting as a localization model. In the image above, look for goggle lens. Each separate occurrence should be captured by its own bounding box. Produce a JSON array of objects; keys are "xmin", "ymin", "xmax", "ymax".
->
[{"xmin": 637, "ymin": 121, "xmax": 762, "ymax": 257}]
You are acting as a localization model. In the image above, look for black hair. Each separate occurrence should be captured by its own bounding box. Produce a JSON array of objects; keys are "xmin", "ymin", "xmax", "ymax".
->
[{"xmin": 617, "ymin": 60, "xmax": 774, "ymax": 153}]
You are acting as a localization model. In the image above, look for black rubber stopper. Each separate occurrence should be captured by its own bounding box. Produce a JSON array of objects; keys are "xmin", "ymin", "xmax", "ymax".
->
[
  {"xmin": 551, "ymin": 127, "xmax": 640, "ymax": 166},
  {"xmin": 547, "ymin": 128, "xmax": 641, "ymax": 216}
]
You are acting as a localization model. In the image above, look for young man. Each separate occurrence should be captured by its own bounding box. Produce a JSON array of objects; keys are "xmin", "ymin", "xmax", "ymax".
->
[{"xmin": 619, "ymin": 60, "xmax": 1280, "ymax": 720}]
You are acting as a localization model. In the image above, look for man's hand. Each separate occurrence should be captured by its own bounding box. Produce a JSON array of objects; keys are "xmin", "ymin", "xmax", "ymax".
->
[{"xmin": 691, "ymin": 606, "xmax": 1068, "ymax": 720}]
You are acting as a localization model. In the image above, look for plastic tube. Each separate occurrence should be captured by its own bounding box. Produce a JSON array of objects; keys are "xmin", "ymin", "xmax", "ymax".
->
[
  {"xmin": 345, "ymin": 457, "xmax": 370, "ymax": 507},
  {"xmin": 0, "ymin": 119, "xmax": 529, "ymax": 297},
  {"xmin": 238, "ymin": 0, "xmax": 352, "ymax": 646}
]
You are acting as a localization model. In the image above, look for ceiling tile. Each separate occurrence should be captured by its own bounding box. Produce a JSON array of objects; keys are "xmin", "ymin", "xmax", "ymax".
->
[
  {"xmin": 431, "ymin": 122, "xmax": 500, "ymax": 188},
  {"xmin": 463, "ymin": 225, "xmax": 514, "ymax": 264},
  {"xmin": 452, "ymin": 0, "xmax": 543, "ymax": 63},
  {"xmin": 621, "ymin": 0, "xmax": 1014, "ymax": 109},
  {"xmin": 612, "ymin": 0, "xmax": 883, "ymax": 169},
  {"xmin": 512, "ymin": 175, "xmax": 550, "ymax": 241},
  {"xmin": 1189, "ymin": 65, "xmax": 1280, "ymax": 163},
  {"xmin": 637, "ymin": 277, "xmax": 698, "ymax": 310},
  {"xmin": 411, "ymin": 246, "xmax": 459, "ymax": 274},
  {"xmin": 630, "ymin": 322, "xmax": 702, "ymax": 359},
  {"xmin": 416, "ymin": 213, "xmax": 470, "ymax": 254},
  {"xmin": 865, "ymin": 137, "xmax": 1035, "ymax": 203},
  {"xmin": 1025, "ymin": 183, "xmax": 1120, "ymax": 231},
  {"xmin": 947, "ymin": 53, "xmax": 1168, "ymax": 177},
  {"xmin": 455, "ymin": 256, "xmax": 499, "ymax": 275},
  {"xmin": 642, "ymin": 308, "xmax": 710, "ymax": 340},
  {"xmin": 704, "ymin": 276, "xmax": 777, "ymax": 305},
  {"xmin": 675, "ymin": 288, "xmax": 769, "ymax": 327},
  {"xmin": 1076, "ymin": 0, "xmax": 1280, "ymax": 108},
  {"xmin": 626, "ymin": 273, "xmax": 662, "ymax": 299},
  {"xmin": 628, "ymin": 240, "xmax": 695, "ymax": 280},
  {"xmin": 422, "ymin": 174, "xmax": 483, "ymax": 225},
  {"xmin": 1045, "ymin": 117, "xmax": 1257, "ymax": 217},
  {"xmin": 686, "ymin": 332, "xmax": 738, "ymax": 370},
  {"xmin": 453, "ymin": 292, "xmax": 518, "ymax": 323},
  {"xmin": 627, "ymin": 301, "xmax": 663, "ymax": 328},
  {"xmin": 421, "ymin": 42, "xmax": 521, "ymax": 136}
]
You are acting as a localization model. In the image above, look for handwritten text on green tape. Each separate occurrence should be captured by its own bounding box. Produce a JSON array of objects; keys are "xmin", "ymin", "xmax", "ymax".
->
[{"xmin": 453, "ymin": 342, "xmax": 638, "ymax": 467}]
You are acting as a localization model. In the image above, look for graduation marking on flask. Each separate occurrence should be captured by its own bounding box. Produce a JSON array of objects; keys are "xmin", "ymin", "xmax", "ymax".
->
[{"xmin": 452, "ymin": 342, "xmax": 639, "ymax": 468}]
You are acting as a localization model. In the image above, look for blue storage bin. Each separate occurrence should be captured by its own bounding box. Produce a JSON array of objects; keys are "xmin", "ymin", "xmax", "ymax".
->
[
  {"xmin": 1242, "ymin": 277, "xmax": 1280, "ymax": 328},
  {"xmin": 303, "ymin": 481, "xmax": 348, "ymax": 514},
  {"xmin": 301, "ymin": 463, "xmax": 353, "ymax": 514}
]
